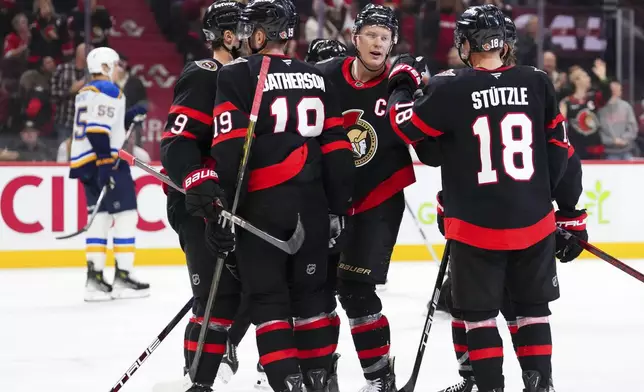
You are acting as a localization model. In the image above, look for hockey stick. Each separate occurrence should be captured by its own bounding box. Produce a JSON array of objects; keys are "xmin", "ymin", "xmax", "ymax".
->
[
  {"xmin": 404, "ymin": 197, "xmax": 440, "ymax": 264},
  {"xmin": 400, "ymin": 240, "xmax": 451, "ymax": 392},
  {"xmin": 557, "ymin": 228, "xmax": 644, "ymax": 283},
  {"xmin": 118, "ymin": 150, "xmax": 304, "ymax": 255},
  {"xmin": 109, "ymin": 298, "xmax": 194, "ymax": 392},
  {"xmin": 56, "ymin": 123, "xmax": 136, "ymax": 240},
  {"xmin": 188, "ymin": 55, "xmax": 273, "ymax": 383}
]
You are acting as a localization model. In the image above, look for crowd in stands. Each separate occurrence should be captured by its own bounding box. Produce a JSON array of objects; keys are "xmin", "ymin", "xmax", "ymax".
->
[{"xmin": 1, "ymin": 0, "xmax": 644, "ymax": 162}]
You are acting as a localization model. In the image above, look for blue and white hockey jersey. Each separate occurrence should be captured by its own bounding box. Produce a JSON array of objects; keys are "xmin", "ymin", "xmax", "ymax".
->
[{"xmin": 69, "ymin": 80, "xmax": 128, "ymax": 179}]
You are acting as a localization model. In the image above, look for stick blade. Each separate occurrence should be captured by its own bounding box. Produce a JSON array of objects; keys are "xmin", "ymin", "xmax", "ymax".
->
[{"xmin": 284, "ymin": 214, "xmax": 306, "ymax": 255}]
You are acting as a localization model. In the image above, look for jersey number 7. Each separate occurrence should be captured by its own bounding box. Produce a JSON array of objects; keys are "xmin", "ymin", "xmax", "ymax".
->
[{"xmin": 473, "ymin": 113, "xmax": 534, "ymax": 185}]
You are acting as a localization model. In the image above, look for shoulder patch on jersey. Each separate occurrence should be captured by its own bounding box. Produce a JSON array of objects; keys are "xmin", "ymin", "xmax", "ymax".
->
[
  {"xmin": 224, "ymin": 57, "xmax": 248, "ymax": 67},
  {"xmin": 435, "ymin": 69, "xmax": 456, "ymax": 77},
  {"xmin": 195, "ymin": 59, "xmax": 219, "ymax": 71},
  {"xmin": 532, "ymin": 66, "xmax": 547, "ymax": 74}
]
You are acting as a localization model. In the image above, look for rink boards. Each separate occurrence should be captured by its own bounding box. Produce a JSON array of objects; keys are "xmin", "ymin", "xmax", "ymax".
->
[{"xmin": 0, "ymin": 161, "xmax": 643, "ymax": 268}]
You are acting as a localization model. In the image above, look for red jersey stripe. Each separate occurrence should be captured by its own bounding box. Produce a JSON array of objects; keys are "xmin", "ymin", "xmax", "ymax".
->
[{"xmin": 169, "ymin": 105, "xmax": 212, "ymax": 125}]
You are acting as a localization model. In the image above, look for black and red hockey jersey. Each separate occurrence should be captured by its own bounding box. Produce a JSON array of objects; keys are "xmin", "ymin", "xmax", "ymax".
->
[
  {"xmin": 388, "ymin": 65, "xmax": 569, "ymax": 250},
  {"xmin": 210, "ymin": 54, "xmax": 354, "ymax": 215},
  {"xmin": 160, "ymin": 59, "xmax": 223, "ymax": 191},
  {"xmin": 561, "ymin": 80, "xmax": 611, "ymax": 159},
  {"xmin": 316, "ymin": 56, "xmax": 415, "ymax": 215}
]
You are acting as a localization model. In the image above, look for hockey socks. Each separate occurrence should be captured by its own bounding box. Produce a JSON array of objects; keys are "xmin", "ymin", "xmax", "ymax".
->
[
  {"xmin": 184, "ymin": 315, "xmax": 232, "ymax": 385},
  {"xmin": 464, "ymin": 317, "xmax": 504, "ymax": 391},
  {"xmin": 451, "ymin": 318, "xmax": 473, "ymax": 378},
  {"xmin": 349, "ymin": 313, "xmax": 391, "ymax": 380},
  {"xmin": 256, "ymin": 320, "xmax": 300, "ymax": 392},
  {"xmin": 294, "ymin": 313, "xmax": 337, "ymax": 388},
  {"xmin": 515, "ymin": 316, "xmax": 553, "ymax": 388}
]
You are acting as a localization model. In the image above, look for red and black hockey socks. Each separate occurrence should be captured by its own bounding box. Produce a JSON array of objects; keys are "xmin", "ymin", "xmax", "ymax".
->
[
  {"xmin": 294, "ymin": 313, "xmax": 338, "ymax": 384},
  {"xmin": 451, "ymin": 319, "xmax": 474, "ymax": 378},
  {"xmin": 256, "ymin": 320, "xmax": 300, "ymax": 392},
  {"xmin": 514, "ymin": 315, "xmax": 553, "ymax": 387},
  {"xmin": 184, "ymin": 315, "xmax": 232, "ymax": 385},
  {"xmin": 463, "ymin": 318, "xmax": 504, "ymax": 391},
  {"xmin": 349, "ymin": 313, "xmax": 391, "ymax": 380}
]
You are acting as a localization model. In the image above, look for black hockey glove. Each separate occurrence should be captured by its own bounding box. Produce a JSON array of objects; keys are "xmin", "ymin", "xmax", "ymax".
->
[
  {"xmin": 183, "ymin": 167, "xmax": 227, "ymax": 221},
  {"xmin": 436, "ymin": 191, "xmax": 445, "ymax": 237},
  {"xmin": 205, "ymin": 217, "xmax": 236, "ymax": 258},
  {"xmin": 329, "ymin": 214, "xmax": 350, "ymax": 253},
  {"xmin": 388, "ymin": 54, "xmax": 428, "ymax": 95},
  {"xmin": 555, "ymin": 209, "xmax": 588, "ymax": 262}
]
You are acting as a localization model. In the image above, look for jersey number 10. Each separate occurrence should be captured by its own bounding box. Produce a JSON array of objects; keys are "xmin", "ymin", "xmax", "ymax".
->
[{"xmin": 473, "ymin": 113, "xmax": 534, "ymax": 185}]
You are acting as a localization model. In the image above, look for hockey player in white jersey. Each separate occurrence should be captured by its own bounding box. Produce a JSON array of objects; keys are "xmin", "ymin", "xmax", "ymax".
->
[{"xmin": 69, "ymin": 47, "xmax": 150, "ymax": 302}]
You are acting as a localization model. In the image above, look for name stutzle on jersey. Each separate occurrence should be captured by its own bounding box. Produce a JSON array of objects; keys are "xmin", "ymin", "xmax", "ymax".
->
[
  {"xmin": 472, "ymin": 87, "xmax": 529, "ymax": 109},
  {"xmin": 263, "ymin": 72, "xmax": 326, "ymax": 92}
]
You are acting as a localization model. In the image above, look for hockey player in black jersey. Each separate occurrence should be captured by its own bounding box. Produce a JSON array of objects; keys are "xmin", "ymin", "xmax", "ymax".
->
[
  {"xmin": 387, "ymin": 5, "xmax": 569, "ymax": 392},
  {"xmin": 209, "ymin": 1, "xmax": 355, "ymax": 392},
  {"xmin": 159, "ymin": 1, "xmax": 244, "ymax": 391}
]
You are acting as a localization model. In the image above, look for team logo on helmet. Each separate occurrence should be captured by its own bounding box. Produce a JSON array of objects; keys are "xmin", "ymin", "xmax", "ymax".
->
[
  {"xmin": 343, "ymin": 109, "xmax": 378, "ymax": 167},
  {"xmin": 195, "ymin": 60, "xmax": 219, "ymax": 71},
  {"xmin": 571, "ymin": 107, "xmax": 599, "ymax": 135}
]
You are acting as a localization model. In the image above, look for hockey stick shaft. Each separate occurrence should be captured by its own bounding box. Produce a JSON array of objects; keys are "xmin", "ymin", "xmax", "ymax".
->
[
  {"xmin": 557, "ymin": 228, "xmax": 644, "ymax": 283},
  {"xmin": 109, "ymin": 298, "xmax": 194, "ymax": 392},
  {"xmin": 56, "ymin": 123, "xmax": 136, "ymax": 240},
  {"xmin": 404, "ymin": 197, "xmax": 440, "ymax": 264},
  {"xmin": 189, "ymin": 55, "xmax": 272, "ymax": 382},
  {"xmin": 118, "ymin": 149, "xmax": 302, "ymax": 254},
  {"xmin": 400, "ymin": 240, "xmax": 451, "ymax": 392}
]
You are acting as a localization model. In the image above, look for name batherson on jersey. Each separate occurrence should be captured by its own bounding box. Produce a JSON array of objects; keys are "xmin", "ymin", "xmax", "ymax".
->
[{"xmin": 69, "ymin": 80, "xmax": 127, "ymax": 179}]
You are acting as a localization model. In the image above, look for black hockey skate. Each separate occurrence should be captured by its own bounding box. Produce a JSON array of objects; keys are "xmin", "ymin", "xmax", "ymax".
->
[
  {"xmin": 358, "ymin": 358, "xmax": 396, "ymax": 392},
  {"xmin": 305, "ymin": 368, "xmax": 330, "ymax": 392},
  {"xmin": 328, "ymin": 353, "xmax": 340, "ymax": 392},
  {"xmin": 84, "ymin": 261, "xmax": 113, "ymax": 302},
  {"xmin": 522, "ymin": 371, "xmax": 548, "ymax": 392},
  {"xmin": 283, "ymin": 374, "xmax": 305, "ymax": 392},
  {"xmin": 216, "ymin": 338, "xmax": 239, "ymax": 384},
  {"xmin": 185, "ymin": 383, "xmax": 212, "ymax": 392},
  {"xmin": 437, "ymin": 376, "xmax": 477, "ymax": 392},
  {"xmin": 111, "ymin": 264, "xmax": 150, "ymax": 299}
]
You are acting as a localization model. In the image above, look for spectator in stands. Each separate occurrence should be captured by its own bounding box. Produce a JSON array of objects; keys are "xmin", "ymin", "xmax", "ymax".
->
[
  {"xmin": 29, "ymin": 0, "xmax": 72, "ymax": 66},
  {"xmin": 56, "ymin": 135, "xmax": 71, "ymax": 162},
  {"xmin": 515, "ymin": 15, "xmax": 555, "ymax": 66},
  {"xmin": 3, "ymin": 12, "xmax": 31, "ymax": 60},
  {"xmin": 542, "ymin": 50, "xmax": 567, "ymax": 99},
  {"xmin": 50, "ymin": 42, "xmax": 87, "ymax": 144},
  {"xmin": 0, "ymin": 77, "xmax": 11, "ymax": 133},
  {"xmin": 7, "ymin": 120, "xmax": 55, "ymax": 161},
  {"xmin": 421, "ymin": 0, "xmax": 463, "ymax": 74},
  {"xmin": 304, "ymin": 0, "xmax": 351, "ymax": 46},
  {"xmin": 69, "ymin": 0, "xmax": 112, "ymax": 48},
  {"xmin": 599, "ymin": 80, "xmax": 639, "ymax": 160},
  {"xmin": 18, "ymin": 69, "xmax": 53, "ymax": 136},
  {"xmin": 114, "ymin": 55, "xmax": 147, "ymax": 109}
]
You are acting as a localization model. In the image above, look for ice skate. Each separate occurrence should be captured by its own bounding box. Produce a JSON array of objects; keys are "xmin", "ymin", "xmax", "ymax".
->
[
  {"xmin": 328, "ymin": 353, "xmax": 340, "ymax": 392},
  {"xmin": 185, "ymin": 383, "xmax": 212, "ymax": 392},
  {"xmin": 437, "ymin": 376, "xmax": 477, "ymax": 392},
  {"xmin": 111, "ymin": 264, "xmax": 150, "ymax": 299},
  {"xmin": 84, "ymin": 261, "xmax": 113, "ymax": 302},
  {"xmin": 522, "ymin": 371, "xmax": 547, "ymax": 392},
  {"xmin": 358, "ymin": 358, "xmax": 396, "ymax": 392},
  {"xmin": 255, "ymin": 361, "xmax": 271, "ymax": 390},
  {"xmin": 283, "ymin": 374, "xmax": 304, "ymax": 392},
  {"xmin": 305, "ymin": 368, "xmax": 330, "ymax": 392},
  {"xmin": 216, "ymin": 339, "xmax": 239, "ymax": 384}
]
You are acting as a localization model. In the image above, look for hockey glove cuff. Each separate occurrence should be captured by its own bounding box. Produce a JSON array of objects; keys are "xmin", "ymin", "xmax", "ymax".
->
[
  {"xmin": 329, "ymin": 214, "xmax": 350, "ymax": 253},
  {"xmin": 555, "ymin": 209, "xmax": 588, "ymax": 262},
  {"xmin": 436, "ymin": 191, "xmax": 445, "ymax": 237},
  {"xmin": 388, "ymin": 54, "xmax": 428, "ymax": 95},
  {"xmin": 183, "ymin": 167, "xmax": 227, "ymax": 221}
]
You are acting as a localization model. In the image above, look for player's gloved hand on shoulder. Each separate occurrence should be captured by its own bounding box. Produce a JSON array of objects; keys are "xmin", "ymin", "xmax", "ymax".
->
[
  {"xmin": 205, "ymin": 217, "xmax": 236, "ymax": 258},
  {"xmin": 436, "ymin": 190, "xmax": 445, "ymax": 237},
  {"xmin": 183, "ymin": 167, "xmax": 227, "ymax": 220},
  {"xmin": 329, "ymin": 214, "xmax": 350, "ymax": 253},
  {"xmin": 96, "ymin": 157, "xmax": 116, "ymax": 189},
  {"xmin": 388, "ymin": 54, "xmax": 428, "ymax": 95},
  {"xmin": 555, "ymin": 209, "xmax": 588, "ymax": 262}
]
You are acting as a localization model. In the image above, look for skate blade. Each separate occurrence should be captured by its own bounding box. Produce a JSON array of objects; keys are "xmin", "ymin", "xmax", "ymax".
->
[
  {"xmin": 110, "ymin": 287, "xmax": 150, "ymax": 300},
  {"xmin": 84, "ymin": 290, "xmax": 113, "ymax": 302}
]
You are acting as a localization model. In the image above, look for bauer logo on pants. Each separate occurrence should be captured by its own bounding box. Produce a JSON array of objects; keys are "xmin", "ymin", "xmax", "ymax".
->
[
  {"xmin": 306, "ymin": 264, "xmax": 316, "ymax": 275},
  {"xmin": 338, "ymin": 262, "xmax": 371, "ymax": 275}
]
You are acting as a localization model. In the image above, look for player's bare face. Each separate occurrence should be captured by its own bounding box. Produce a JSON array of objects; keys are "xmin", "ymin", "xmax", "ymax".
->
[{"xmin": 355, "ymin": 25, "xmax": 393, "ymax": 69}]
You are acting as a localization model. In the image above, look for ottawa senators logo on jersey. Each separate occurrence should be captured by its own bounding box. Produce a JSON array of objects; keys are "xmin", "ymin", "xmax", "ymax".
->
[
  {"xmin": 195, "ymin": 60, "xmax": 218, "ymax": 71},
  {"xmin": 343, "ymin": 109, "xmax": 378, "ymax": 167},
  {"xmin": 571, "ymin": 107, "xmax": 600, "ymax": 135}
]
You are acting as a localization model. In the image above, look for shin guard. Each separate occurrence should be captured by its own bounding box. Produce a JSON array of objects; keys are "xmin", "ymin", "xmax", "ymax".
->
[
  {"xmin": 464, "ymin": 318, "xmax": 504, "ymax": 391},
  {"xmin": 184, "ymin": 315, "xmax": 232, "ymax": 385}
]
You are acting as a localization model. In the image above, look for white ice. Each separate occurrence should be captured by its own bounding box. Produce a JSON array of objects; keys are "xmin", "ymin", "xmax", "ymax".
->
[{"xmin": 1, "ymin": 259, "xmax": 643, "ymax": 392}]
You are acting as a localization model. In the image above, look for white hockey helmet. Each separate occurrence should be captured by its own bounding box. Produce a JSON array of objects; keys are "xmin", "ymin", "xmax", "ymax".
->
[{"xmin": 86, "ymin": 47, "xmax": 120, "ymax": 79}]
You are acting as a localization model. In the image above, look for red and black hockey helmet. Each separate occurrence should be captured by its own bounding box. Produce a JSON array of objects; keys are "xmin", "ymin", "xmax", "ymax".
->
[
  {"xmin": 202, "ymin": 0, "xmax": 245, "ymax": 42},
  {"xmin": 304, "ymin": 39, "xmax": 348, "ymax": 63},
  {"xmin": 454, "ymin": 4, "xmax": 506, "ymax": 56},
  {"xmin": 353, "ymin": 3, "xmax": 399, "ymax": 45},
  {"xmin": 237, "ymin": 0, "xmax": 298, "ymax": 42}
]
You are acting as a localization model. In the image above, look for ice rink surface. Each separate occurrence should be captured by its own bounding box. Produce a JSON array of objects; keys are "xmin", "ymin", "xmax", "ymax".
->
[{"xmin": 1, "ymin": 259, "xmax": 643, "ymax": 392}]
